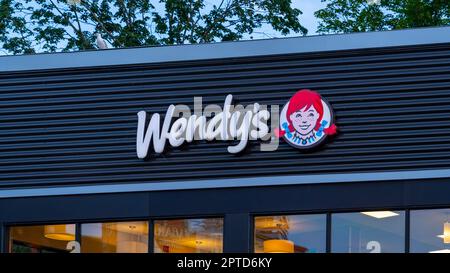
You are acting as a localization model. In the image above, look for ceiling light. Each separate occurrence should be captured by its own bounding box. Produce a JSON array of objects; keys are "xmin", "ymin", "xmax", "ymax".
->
[
  {"xmin": 44, "ymin": 224, "xmax": 76, "ymax": 241},
  {"xmin": 444, "ymin": 222, "xmax": 450, "ymax": 244},
  {"xmin": 361, "ymin": 211, "xmax": 399, "ymax": 219},
  {"xmin": 429, "ymin": 249, "xmax": 450, "ymax": 253},
  {"xmin": 263, "ymin": 239, "xmax": 294, "ymax": 253}
]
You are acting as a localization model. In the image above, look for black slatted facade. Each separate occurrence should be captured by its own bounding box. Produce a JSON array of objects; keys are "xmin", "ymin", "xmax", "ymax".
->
[{"xmin": 1, "ymin": 43, "xmax": 450, "ymax": 189}]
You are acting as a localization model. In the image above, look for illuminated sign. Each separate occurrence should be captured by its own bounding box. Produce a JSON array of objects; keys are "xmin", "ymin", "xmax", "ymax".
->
[{"xmin": 136, "ymin": 89, "xmax": 337, "ymax": 158}]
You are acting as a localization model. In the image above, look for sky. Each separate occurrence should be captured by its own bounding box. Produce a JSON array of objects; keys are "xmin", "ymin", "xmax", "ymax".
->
[
  {"xmin": 267, "ymin": 0, "xmax": 327, "ymax": 37},
  {"xmin": 294, "ymin": 0, "xmax": 329, "ymax": 35},
  {"xmin": 94, "ymin": 0, "xmax": 328, "ymax": 46},
  {"xmin": 205, "ymin": 0, "xmax": 328, "ymax": 39},
  {"xmin": 108, "ymin": 0, "xmax": 328, "ymax": 47},
  {"xmin": 150, "ymin": 0, "xmax": 328, "ymax": 40}
]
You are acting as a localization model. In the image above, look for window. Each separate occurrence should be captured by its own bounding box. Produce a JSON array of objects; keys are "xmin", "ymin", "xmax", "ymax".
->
[
  {"xmin": 14, "ymin": 207, "xmax": 450, "ymax": 253},
  {"xmin": 331, "ymin": 211, "xmax": 405, "ymax": 253},
  {"xmin": 81, "ymin": 221, "xmax": 148, "ymax": 253},
  {"xmin": 410, "ymin": 208, "xmax": 450, "ymax": 253},
  {"xmin": 154, "ymin": 218, "xmax": 224, "ymax": 253},
  {"xmin": 254, "ymin": 214, "xmax": 326, "ymax": 253},
  {"xmin": 9, "ymin": 224, "xmax": 76, "ymax": 253}
]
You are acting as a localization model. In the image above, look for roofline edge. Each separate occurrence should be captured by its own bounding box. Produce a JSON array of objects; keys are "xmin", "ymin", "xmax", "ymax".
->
[{"xmin": 1, "ymin": 26, "xmax": 450, "ymax": 72}]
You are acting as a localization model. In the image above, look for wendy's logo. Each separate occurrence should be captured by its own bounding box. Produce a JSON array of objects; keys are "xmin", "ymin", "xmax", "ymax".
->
[{"xmin": 278, "ymin": 89, "xmax": 337, "ymax": 149}]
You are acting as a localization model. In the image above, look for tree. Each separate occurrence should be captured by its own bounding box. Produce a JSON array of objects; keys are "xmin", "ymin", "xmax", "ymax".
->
[
  {"xmin": 315, "ymin": 0, "xmax": 450, "ymax": 34},
  {"xmin": 0, "ymin": 0, "xmax": 306, "ymax": 55},
  {"xmin": 385, "ymin": 0, "xmax": 450, "ymax": 29}
]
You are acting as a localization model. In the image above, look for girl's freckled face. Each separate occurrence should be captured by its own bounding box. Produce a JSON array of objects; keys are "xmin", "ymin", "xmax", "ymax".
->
[{"xmin": 290, "ymin": 105, "xmax": 319, "ymax": 135}]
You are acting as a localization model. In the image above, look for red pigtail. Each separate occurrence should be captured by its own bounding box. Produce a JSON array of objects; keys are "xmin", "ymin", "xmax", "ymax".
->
[
  {"xmin": 274, "ymin": 128, "xmax": 285, "ymax": 138},
  {"xmin": 323, "ymin": 124, "xmax": 337, "ymax": 135}
]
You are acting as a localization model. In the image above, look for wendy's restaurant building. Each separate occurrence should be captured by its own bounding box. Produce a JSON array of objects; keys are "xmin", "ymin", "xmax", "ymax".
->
[{"xmin": 1, "ymin": 26, "xmax": 450, "ymax": 254}]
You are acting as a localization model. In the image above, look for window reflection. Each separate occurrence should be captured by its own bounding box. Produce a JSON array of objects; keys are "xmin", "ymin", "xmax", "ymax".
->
[
  {"xmin": 154, "ymin": 218, "xmax": 223, "ymax": 253},
  {"xmin": 331, "ymin": 211, "xmax": 405, "ymax": 253},
  {"xmin": 410, "ymin": 208, "xmax": 450, "ymax": 253},
  {"xmin": 254, "ymin": 214, "xmax": 326, "ymax": 253},
  {"xmin": 81, "ymin": 221, "xmax": 148, "ymax": 253},
  {"xmin": 9, "ymin": 224, "xmax": 76, "ymax": 253}
]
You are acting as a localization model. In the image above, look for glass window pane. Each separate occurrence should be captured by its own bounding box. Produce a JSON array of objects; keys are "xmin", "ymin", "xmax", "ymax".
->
[
  {"xmin": 9, "ymin": 224, "xmax": 76, "ymax": 253},
  {"xmin": 254, "ymin": 214, "xmax": 326, "ymax": 253},
  {"xmin": 154, "ymin": 218, "xmax": 223, "ymax": 253},
  {"xmin": 81, "ymin": 221, "xmax": 148, "ymax": 253},
  {"xmin": 410, "ymin": 208, "xmax": 450, "ymax": 253},
  {"xmin": 331, "ymin": 211, "xmax": 405, "ymax": 253}
]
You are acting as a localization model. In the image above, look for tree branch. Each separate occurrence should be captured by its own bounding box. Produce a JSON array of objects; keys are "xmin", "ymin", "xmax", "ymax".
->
[
  {"xmin": 201, "ymin": 0, "xmax": 233, "ymax": 42},
  {"xmin": 117, "ymin": 0, "xmax": 132, "ymax": 27},
  {"xmin": 48, "ymin": 0, "xmax": 89, "ymax": 49}
]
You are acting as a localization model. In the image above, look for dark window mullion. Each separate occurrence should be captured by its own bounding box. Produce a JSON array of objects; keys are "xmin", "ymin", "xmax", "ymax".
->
[
  {"xmin": 148, "ymin": 219, "xmax": 154, "ymax": 253},
  {"xmin": 224, "ymin": 214, "xmax": 249, "ymax": 253},
  {"xmin": 0, "ymin": 223, "xmax": 4, "ymax": 253},
  {"xmin": 249, "ymin": 215, "xmax": 254, "ymax": 253},
  {"xmin": 76, "ymin": 223, "xmax": 82, "ymax": 253}
]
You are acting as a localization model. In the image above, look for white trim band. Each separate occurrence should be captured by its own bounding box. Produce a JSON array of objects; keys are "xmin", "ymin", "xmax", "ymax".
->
[{"xmin": 1, "ymin": 169, "xmax": 450, "ymax": 198}]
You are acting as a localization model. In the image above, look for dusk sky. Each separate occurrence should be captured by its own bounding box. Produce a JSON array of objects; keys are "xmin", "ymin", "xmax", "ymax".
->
[{"xmin": 200, "ymin": 0, "xmax": 327, "ymax": 39}]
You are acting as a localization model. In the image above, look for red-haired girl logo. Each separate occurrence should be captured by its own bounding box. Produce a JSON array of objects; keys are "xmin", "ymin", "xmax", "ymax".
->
[{"xmin": 277, "ymin": 89, "xmax": 337, "ymax": 149}]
